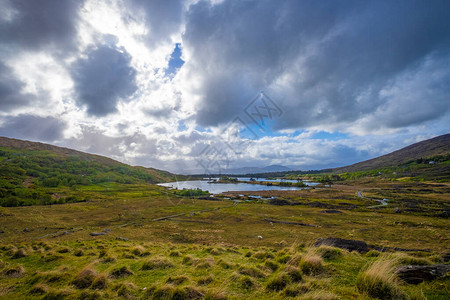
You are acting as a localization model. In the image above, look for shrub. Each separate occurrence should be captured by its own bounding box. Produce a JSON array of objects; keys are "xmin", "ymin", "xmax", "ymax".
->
[
  {"xmin": 266, "ymin": 273, "xmax": 291, "ymax": 291},
  {"xmin": 356, "ymin": 257, "xmax": 407, "ymax": 299}
]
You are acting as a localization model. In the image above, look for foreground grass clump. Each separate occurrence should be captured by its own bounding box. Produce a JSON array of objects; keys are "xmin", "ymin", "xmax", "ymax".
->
[
  {"xmin": 300, "ymin": 250, "xmax": 324, "ymax": 275},
  {"xmin": 356, "ymin": 255, "xmax": 407, "ymax": 299},
  {"xmin": 0, "ymin": 240, "xmax": 445, "ymax": 299}
]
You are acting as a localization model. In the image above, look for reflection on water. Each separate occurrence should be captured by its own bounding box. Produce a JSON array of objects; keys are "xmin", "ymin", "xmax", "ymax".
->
[{"xmin": 158, "ymin": 178, "xmax": 318, "ymax": 194}]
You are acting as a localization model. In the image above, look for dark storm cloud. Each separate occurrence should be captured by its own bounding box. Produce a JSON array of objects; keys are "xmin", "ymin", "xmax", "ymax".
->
[
  {"xmin": 71, "ymin": 44, "xmax": 137, "ymax": 116},
  {"xmin": 0, "ymin": 0, "xmax": 83, "ymax": 53},
  {"xmin": 0, "ymin": 114, "xmax": 67, "ymax": 142},
  {"xmin": 182, "ymin": 0, "xmax": 450, "ymax": 131},
  {"xmin": 0, "ymin": 62, "xmax": 33, "ymax": 111}
]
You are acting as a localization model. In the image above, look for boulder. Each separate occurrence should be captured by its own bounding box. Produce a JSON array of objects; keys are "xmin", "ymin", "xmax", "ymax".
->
[
  {"xmin": 396, "ymin": 264, "xmax": 450, "ymax": 284},
  {"xmin": 314, "ymin": 237, "xmax": 369, "ymax": 253}
]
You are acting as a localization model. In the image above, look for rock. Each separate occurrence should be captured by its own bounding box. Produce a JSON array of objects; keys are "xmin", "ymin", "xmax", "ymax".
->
[
  {"xmin": 314, "ymin": 237, "xmax": 369, "ymax": 253},
  {"xmin": 319, "ymin": 210, "xmax": 343, "ymax": 214},
  {"xmin": 23, "ymin": 227, "xmax": 30, "ymax": 232},
  {"xmin": 396, "ymin": 264, "xmax": 450, "ymax": 284},
  {"xmin": 89, "ymin": 232, "xmax": 106, "ymax": 236},
  {"xmin": 103, "ymin": 228, "xmax": 112, "ymax": 232},
  {"xmin": 443, "ymin": 253, "xmax": 450, "ymax": 263},
  {"xmin": 116, "ymin": 237, "xmax": 129, "ymax": 241},
  {"xmin": 269, "ymin": 198, "xmax": 291, "ymax": 206}
]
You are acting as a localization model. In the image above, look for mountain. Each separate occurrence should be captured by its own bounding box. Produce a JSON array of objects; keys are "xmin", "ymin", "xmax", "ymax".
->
[
  {"xmin": 222, "ymin": 165, "xmax": 292, "ymax": 175},
  {"xmin": 333, "ymin": 133, "xmax": 450, "ymax": 173},
  {"xmin": 0, "ymin": 136, "xmax": 178, "ymax": 206}
]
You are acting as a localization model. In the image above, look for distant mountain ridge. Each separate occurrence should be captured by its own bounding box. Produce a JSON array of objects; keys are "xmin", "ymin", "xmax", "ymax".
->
[
  {"xmin": 333, "ymin": 133, "xmax": 450, "ymax": 173},
  {"xmin": 223, "ymin": 164, "xmax": 292, "ymax": 175}
]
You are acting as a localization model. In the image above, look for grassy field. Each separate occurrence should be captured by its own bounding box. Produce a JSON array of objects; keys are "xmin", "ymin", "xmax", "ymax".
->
[{"xmin": 0, "ymin": 180, "xmax": 449, "ymax": 299}]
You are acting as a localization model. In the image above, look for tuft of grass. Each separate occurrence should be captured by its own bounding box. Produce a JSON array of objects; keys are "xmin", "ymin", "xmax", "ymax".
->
[
  {"xmin": 366, "ymin": 250, "xmax": 381, "ymax": 257},
  {"xmin": 356, "ymin": 256, "xmax": 407, "ymax": 300},
  {"xmin": 253, "ymin": 251, "xmax": 274, "ymax": 260},
  {"xmin": 182, "ymin": 255, "xmax": 194, "ymax": 265},
  {"xmin": 238, "ymin": 266, "xmax": 265, "ymax": 278},
  {"xmin": 266, "ymin": 273, "xmax": 291, "ymax": 291},
  {"xmin": 131, "ymin": 245, "xmax": 149, "ymax": 257},
  {"xmin": 56, "ymin": 247, "xmax": 70, "ymax": 254},
  {"xmin": 300, "ymin": 290, "xmax": 339, "ymax": 299},
  {"xmin": 197, "ymin": 275, "xmax": 214, "ymax": 286},
  {"xmin": 393, "ymin": 253, "xmax": 432, "ymax": 266},
  {"xmin": 4, "ymin": 265, "xmax": 24, "ymax": 278},
  {"xmin": 287, "ymin": 254, "xmax": 302, "ymax": 266},
  {"xmin": 109, "ymin": 266, "xmax": 133, "ymax": 278},
  {"xmin": 276, "ymin": 254, "xmax": 292, "ymax": 264},
  {"xmin": 166, "ymin": 275, "xmax": 189, "ymax": 285},
  {"xmin": 169, "ymin": 250, "xmax": 181, "ymax": 257},
  {"xmin": 285, "ymin": 266, "xmax": 303, "ymax": 283},
  {"xmin": 11, "ymin": 248, "xmax": 28, "ymax": 259},
  {"xmin": 238, "ymin": 275, "xmax": 257, "ymax": 290},
  {"xmin": 151, "ymin": 284, "xmax": 176, "ymax": 299},
  {"xmin": 300, "ymin": 250, "xmax": 324, "ymax": 276},
  {"xmin": 264, "ymin": 260, "xmax": 280, "ymax": 271},
  {"xmin": 91, "ymin": 275, "xmax": 108, "ymax": 290},
  {"xmin": 41, "ymin": 252, "xmax": 63, "ymax": 262},
  {"xmin": 74, "ymin": 249, "xmax": 84, "ymax": 257},
  {"xmin": 316, "ymin": 246, "xmax": 343, "ymax": 260},
  {"xmin": 282, "ymin": 282, "xmax": 311, "ymax": 297},
  {"xmin": 72, "ymin": 268, "xmax": 97, "ymax": 289},
  {"xmin": 29, "ymin": 283, "xmax": 49, "ymax": 295},
  {"xmin": 114, "ymin": 282, "xmax": 136, "ymax": 298},
  {"xmin": 141, "ymin": 257, "xmax": 174, "ymax": 270}
]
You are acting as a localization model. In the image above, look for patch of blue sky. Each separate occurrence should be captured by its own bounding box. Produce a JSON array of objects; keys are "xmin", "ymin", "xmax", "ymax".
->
[
  {"xmin": 310, "ymin": 131, "xmax": 349, "ymax": 140},
  {"xmin": 165, "ymin": 43, "xmax": 184, "ymax": 77}
]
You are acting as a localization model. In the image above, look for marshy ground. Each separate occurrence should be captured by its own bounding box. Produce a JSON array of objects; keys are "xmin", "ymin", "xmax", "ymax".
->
[{"xmin": 0, "ymin": 180, "xmax": 448, "ymax": 299}]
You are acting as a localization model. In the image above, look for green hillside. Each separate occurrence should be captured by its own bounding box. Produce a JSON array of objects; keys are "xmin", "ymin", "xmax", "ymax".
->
[{"xmin": 0, "ymin": 137, "xmax": 178, "ymax": 207}]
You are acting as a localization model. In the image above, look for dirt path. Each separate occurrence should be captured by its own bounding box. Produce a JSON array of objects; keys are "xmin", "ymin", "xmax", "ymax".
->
[{"xmin": 357, "ymin": 190, "xmax": 389, "ymax": 208}]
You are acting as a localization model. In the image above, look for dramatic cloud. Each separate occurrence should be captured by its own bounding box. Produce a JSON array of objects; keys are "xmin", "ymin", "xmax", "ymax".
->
[
  {"xmin": 0, "ymin": 0, "xmax": 448, "ymax": 172},
  {"xmin": 180, "ymin": 0, "xmax": 450, "ymax": 132},
  {"xmin": 71, "ymin": 44, "xmax": 137, "ymax": 116},
  {"xmin": 0, "ymin": 0, "xmax": 83, "ymax": 53},
  {"xmin": 0, "ymin": 114, "xmax": 67, "ymax": 142},
  {"xmin": 0, "ymin": 62, "xmax": 33, "ymax": 111}
]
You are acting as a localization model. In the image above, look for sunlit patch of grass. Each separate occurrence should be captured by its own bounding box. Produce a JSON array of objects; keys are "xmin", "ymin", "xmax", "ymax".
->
[
  {"xmin": 300, "ymin": 250, "xmax": 324, "ymax": 276},
  {"xmin": 356, "ymin": 255, "xmax": 407, "ymax": 299}
]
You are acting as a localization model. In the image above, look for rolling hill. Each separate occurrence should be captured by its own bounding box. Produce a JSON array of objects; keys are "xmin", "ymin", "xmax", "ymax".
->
[
  {"xmin": 0, "ymin": 136, "xmax": 178, "ymax": 206},
  {"xmin": 333, "ymin": 133, "xmax": 450, "ymax": 173}
]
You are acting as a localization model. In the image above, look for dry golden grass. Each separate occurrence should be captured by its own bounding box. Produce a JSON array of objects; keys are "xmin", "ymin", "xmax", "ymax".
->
[{"xmin": 356, "ymin": 255, "xmax": 406, "ymax": 299}]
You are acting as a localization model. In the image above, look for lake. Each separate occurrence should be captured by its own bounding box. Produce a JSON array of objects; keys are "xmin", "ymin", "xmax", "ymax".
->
[{"xmin": 158, "ymin": 178, "xmax": 318, "ymax": 194}]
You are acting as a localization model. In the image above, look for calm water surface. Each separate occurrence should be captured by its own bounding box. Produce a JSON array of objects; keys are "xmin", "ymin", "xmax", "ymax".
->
[{"xmin": 158, "ymin": 178, "xmax": 318, "ymax": 194}]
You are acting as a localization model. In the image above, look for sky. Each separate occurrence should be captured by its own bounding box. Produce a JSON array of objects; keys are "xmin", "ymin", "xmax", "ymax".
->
[{"xmin": 0, "ymin": 0, "xmax": 449, "ymax": 174}]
